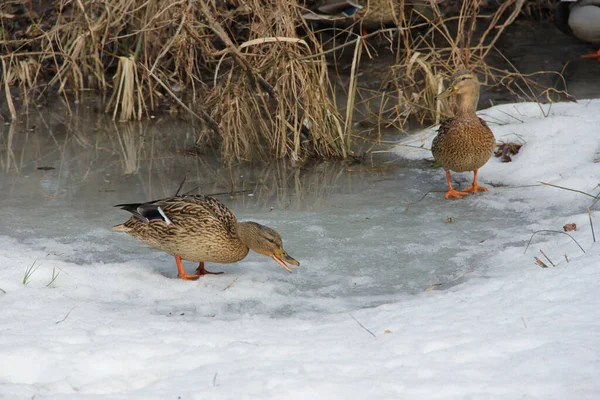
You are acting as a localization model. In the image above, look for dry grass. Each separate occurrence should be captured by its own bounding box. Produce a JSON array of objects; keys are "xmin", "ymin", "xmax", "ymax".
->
[
  {"xmin": 0, "ymin": 0, "xmax": 562, "ymax": 162},
  {"xmin": 1, "ymin": 0, "xmax": 347, "ymax": 162},
  {"xmin": 322, "ymin": 0, "xmax": 568, "ymax": 133},
  {"xmin": 199, "ymin": 0, "xmax": 346, "ymax": 161}
]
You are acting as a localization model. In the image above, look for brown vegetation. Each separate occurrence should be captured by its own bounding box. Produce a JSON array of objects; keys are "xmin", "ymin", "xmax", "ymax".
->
[
  {"xmin": 0, "ymin": 0, "xmax": 564, "ymax": 162},
  {"xmin": 494, "ymin": 141, "xmax": 523, "ymax": 162}
]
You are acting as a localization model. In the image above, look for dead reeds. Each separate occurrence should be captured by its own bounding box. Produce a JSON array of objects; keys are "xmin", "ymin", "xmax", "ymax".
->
[
  {"xmin": 0, "ymin": 0, "xmax": 561, "ymax": 162},
  {"xmin": 1, "ymin": 0, "xmax": 348, "ymax": 162},
  {"xmin": 198, "ymin": 0, "xmax": 346, "ymax": 161},
  {"xmin": 329, "ymin": 0, "xmax": 535, "ymax": 131}
]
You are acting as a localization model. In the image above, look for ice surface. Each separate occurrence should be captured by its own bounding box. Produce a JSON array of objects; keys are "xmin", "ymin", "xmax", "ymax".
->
[{"xmin": 0, "ymin": 99, "xmax": 599, "ymax": 398}]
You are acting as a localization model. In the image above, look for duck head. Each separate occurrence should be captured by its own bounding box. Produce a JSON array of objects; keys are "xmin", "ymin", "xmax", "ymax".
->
[{"xmin": 237, "ymin": 222, "xmax": 300, "ymax": 272}]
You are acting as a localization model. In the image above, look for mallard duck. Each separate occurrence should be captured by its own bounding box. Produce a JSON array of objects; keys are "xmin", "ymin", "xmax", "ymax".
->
[
  {"xmin": 301, "ymin": 0, "xmax": 397, "ymax": 28},
  {"xmin": 432, "ymin": 70, "xmax": 496, "ymax": 199},
  {"xmin": 301, "ymin": 1, "xmax": 440, "ymax": 27},
  {"xmin": 113, "ymin": 195, "xmax": 299, "ymax": 280},
  {"xmin": 555, "ymin": 0, "xmax": 600, "ymax": 59}
]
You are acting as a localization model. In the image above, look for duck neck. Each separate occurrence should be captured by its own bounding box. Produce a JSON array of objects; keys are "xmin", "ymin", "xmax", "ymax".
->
[
  {"xmin": 236, "ymin": 221, "xmax": 256, "ymax": 250},
  {"xmin": 454, "ymin": 91, "xmax": 479, "ymax": 117}
]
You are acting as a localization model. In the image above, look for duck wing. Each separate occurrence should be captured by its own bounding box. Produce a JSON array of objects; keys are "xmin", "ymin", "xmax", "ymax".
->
[{"xmin": 115, "ymin": 195, "xmax": 237, "ymax": 236}]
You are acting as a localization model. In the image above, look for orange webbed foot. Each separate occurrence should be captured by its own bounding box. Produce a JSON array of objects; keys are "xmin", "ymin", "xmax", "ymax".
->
[
  {"xmin": 462, "ymin": 184, "xmax": 488, "ymax": 194},
  {"xmin": 195, "ymin": 262, "xmax": 224, "ymax": 276},
  {"xmin": 580, "ymin": 49, "xmax": 600, "ymax": 60},
  {"xmin": 444, "ymin": 189, "xmax": 469, "ymax": 199},
  {"xmin": 179, "ymin": 273, "xmax": 201, "ymax": 281},
  {"xmin": 174, "ymin": 255, "xmax": 203, "ymax": 281}
]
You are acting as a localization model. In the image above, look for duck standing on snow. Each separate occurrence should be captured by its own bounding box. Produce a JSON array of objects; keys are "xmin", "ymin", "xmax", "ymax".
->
[
  {"xmin": 432, "ymin": 70, "xmax": 496, "ymax": 199},
  {"xmin": 554, "ymin": 0, "xmax": 600, "ymax": 59},
  {"xmin": 113, "ymin": 195, "xmax": 299, "ymax": 280}
]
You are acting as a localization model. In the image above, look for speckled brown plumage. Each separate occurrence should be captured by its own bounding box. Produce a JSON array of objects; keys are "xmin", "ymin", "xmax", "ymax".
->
[
  {"xmin": 113, "ymin": 195, "xmax": 299, "ymax": 280},
  {"xmin": 432, "ymin": 115, "xmax": 495, "ymax": 173},
  {"xmin": 432, "ymin": 70, "xmax": 495, "ymax": 199},
  {"xmin": 116, "ymin": 195, "xmax": 246, "ymax": 263}
]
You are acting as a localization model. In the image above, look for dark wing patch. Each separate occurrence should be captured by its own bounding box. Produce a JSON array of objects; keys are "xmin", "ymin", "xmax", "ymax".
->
[
  {"xmin": 115, "ymin": 201, "xmax": 172, "ymax": 224},
  {"xmin": 115, "ymin": 202, "xmax": 147, "ymax": 223},
  {"xmin": 137, "ymin": 203, "xmax": 172, "ymax": 224}
]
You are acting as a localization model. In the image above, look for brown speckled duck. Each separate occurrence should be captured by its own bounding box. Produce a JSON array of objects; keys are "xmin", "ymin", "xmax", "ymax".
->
[
  {"xmin": 113, "ymin": 195, "xmax": 299, "ymax": 280},
  {"xmin": 432, "ymin": 69, "xmax": 495, "ymax": 199}
]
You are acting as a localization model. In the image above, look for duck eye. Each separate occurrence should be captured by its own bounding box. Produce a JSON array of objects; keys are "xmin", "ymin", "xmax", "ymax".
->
[{"xmin": 461, "ymin": 77, "xmax": 468, "ymax": 81}]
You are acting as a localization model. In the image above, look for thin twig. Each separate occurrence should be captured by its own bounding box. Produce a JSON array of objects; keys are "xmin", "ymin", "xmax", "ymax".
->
[
  {"xmin": 56, "ymin": 306, "xmax": 76, "ymax": 324},
  {"xmin": 224, "ymin": 277, "xmax": 239, "ymax": 291},
  {"xmin": 588, "ymin": 208, "xmax": 596, "ymax": 243},
  {"xmin": 534, "ymin": 257, "xmax": 549, "ymax": 268},
  {"xmin": 143, "ymin": 64, "xmax": 220, "ymax": 135},
  {"xmin": 149, "ymin": 1, "xmax": 192, "ymax": 76},
  {"xmin": 349, "ymin": 314, "xmax": 376, "ymax": 339},
  {"xmin": 207, "ymin": 190, "xmax": 253, "ymax": 197},
  {"xmin": 404, "ymin": 190, "xmax": 438, "ymax": 211},
  {"xmin": 297, "ymin": 25, "xmax": 425, "ymax": 61},
  {"xmin": 193, "ymin": 2, "xmax": 276, "ymax": 99},
  {"xmin": 174, "ymin": 172, "xmax": 189, "ymax": 196},
  {"xmin": 343, "ymin": 36, "xmax": 362, "ymax": 157},
  {"xmin": 525, "ymin": 230, "xmax": 585, "ymax": 254},
  {"xmin": 539, "ymin": 181, "xmax": 597, "ymax": 198},
  {"xmin": 374, "ymin": 143, "xmax": 432, "ymax": 153},
  {"xmin": 590, "ymin": 194, "xmax": 600, "ymax": 210},
  {"xmin": 539, "ymin": 249, "xmax": 555, "ymax": 267}
]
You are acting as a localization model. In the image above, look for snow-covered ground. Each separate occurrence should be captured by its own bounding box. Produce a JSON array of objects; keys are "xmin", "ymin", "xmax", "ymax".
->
[{"xmin": 0, "ymin": 99, "xmax": 599, "ymax": 399}]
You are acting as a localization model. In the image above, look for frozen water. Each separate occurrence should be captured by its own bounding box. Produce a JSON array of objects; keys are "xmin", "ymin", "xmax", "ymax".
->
[
  {"xmin": 0, "ymin": 109, "xmax": 531, "ymax": 307},
  {"xmin": 0, "ymin": 99, "xmax": 599, "ymax": 399}
]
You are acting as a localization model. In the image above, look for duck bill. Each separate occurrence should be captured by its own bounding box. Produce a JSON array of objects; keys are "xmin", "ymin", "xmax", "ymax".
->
[
  {"xmin": 435, "ymin": 86, "xmax": 456, "ymax": 101},
  {"xmin": 271, "ymin": 248, "xmax": 300, "ymax": 273}
]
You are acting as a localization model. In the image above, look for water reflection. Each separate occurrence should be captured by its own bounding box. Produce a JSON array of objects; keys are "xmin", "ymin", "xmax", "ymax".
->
[{"xmin": 0, "ymin": 98, "xmax": 402, "ymax": 216}]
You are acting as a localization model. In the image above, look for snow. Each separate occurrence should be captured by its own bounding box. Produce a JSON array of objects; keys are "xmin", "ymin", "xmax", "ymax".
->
[{"xmin": 1, "ymin": 99, "xmax": 600, "ymax": 399}]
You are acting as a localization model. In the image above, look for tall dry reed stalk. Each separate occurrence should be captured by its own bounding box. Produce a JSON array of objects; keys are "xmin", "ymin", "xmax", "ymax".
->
[{"xmin": 0, "ymin": 0, "xmax": 561, "ymax": 162}]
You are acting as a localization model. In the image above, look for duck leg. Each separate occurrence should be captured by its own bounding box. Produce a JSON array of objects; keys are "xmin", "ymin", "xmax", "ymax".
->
[
  {"xmin": 195, "ymin": 262, "xmax": 224, "ymax": 276},
  {"xmin": 444, "ymin": 170, "xmax": 468, "ymax": 199},
  {"xmin": 580, "ymin": 49, "xmax": 600, "ymax": 60},
  {"xmin": 174, "ymin": 255, "xmax": 201, "ymax": 280},
  {"xmin": 462, "ymin": 169, "xmax": 488, "ymax": 194}
]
